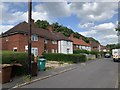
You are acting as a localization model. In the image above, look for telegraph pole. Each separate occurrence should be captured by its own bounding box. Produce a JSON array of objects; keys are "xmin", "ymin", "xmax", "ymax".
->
[{"xmin": 28, "ymin": 0, "xmax": 32, "ymax": 79}]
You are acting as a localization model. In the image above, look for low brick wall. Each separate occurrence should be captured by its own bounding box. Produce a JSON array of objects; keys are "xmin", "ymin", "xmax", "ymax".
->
[{"xmin": 86, "ymin": 55, "xmax": 96, "ymax": 60}]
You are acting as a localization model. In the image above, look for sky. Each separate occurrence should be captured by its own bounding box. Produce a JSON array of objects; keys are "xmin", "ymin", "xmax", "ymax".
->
[{"xmin": 0, "ymin": 1, "xmax": 119, "ymax": 45}]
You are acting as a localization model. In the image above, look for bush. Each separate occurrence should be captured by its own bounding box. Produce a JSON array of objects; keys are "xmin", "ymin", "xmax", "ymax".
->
[
  {"xmin": 43, "ymin": 53, "xmax": 87, "ymax": 63},
  {"xmin": 73, "ymin": 50, "xmax": 90, "ymax": 54},
  {"xmin": 1, "ymin": 51, "xmax": 34, "ymax": 76},
  {"xmin": 73, "ymin": 50, "xmax": 101, "ymax": 58}
]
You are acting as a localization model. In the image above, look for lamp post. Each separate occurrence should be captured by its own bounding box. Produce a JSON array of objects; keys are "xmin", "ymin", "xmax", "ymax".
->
[{"xmin": 28, "ymin": 0, "xmax": 32, "ymax": 79}]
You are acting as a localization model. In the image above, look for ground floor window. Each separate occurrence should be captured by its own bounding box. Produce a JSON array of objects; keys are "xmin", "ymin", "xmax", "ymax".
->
[
  {"xmin": 52, "ymin": 49, "xmax": 55, "ymax": 53},
  {"xmin": 32, "ymin": 48, "xmax": 38, "ymax": 56},
  {"xmin": 67, "ymin": 48, "xmax": 70, "ymax": 54},
  {"xmin": 13, "ymin": 47, "xmax": 17, "ymax": 52}
]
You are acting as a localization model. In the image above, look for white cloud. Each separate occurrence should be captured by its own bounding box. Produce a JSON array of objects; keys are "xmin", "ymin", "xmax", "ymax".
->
[
  {"xmin": 70, "ymin": 2, "xmax": 118, "ymax": 23},
  {"xmin": 79, "ymin": 22, "xmax": 118, "ymax": 45},
  {"xmin": 79, "ymin": 30, "xmax": 96, "ymax": 36},
  {"xmin": 0, "ymin": 25, "xmax": 14, "ymax": 33},
  {"xmin": 78, "ymin": 22, "xmax": 94, "ymax": 28},
  {"xmin": 92, "ymin": 22, "xmax": 115, "ymax": 31},
  {"xmin": 34, "ymin": 2, "xmax": 71, "ymax": 18}
]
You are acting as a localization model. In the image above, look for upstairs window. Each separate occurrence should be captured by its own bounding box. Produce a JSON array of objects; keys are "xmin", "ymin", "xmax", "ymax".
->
[
  {"xmin": 66, "ymin": 41, "xmax": 70, "ymax": 45},
  {"xmin": 52, "ymin": 41, "xmax": 57, "ymax": 44},
  {"xmin": 6, "ymin": 37, "xmax": 8, "ymax": 41},
  {"xmin": 31, "ymin": 35, "xmax": 38, "ymax": 41},
  {"xmin": 45, "ymin": 40, "xmax": 48, "ymax": 44}
]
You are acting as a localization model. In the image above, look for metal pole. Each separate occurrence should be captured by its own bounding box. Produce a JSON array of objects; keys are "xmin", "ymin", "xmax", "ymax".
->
[{"xmin": 28, "ymin": 0, "xmax": 32, "ymax": 79}]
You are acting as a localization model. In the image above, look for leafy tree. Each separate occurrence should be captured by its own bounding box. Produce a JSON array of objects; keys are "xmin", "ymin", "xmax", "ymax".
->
[
  {"xmin": 35, "ymin": 19, "xmax": 99, "ymax": 44},
  {"xmin": 52, "ymin": 23, "xmax": 74, "ymax": 37},
  {"xmin": 35, "ymin": 20, "xmax": 50, "ymax": 29}
]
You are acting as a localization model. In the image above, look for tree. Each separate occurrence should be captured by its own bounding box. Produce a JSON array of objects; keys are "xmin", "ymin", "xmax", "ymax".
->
[{"xmin": 35, "ymin": 20, "xmax": 50, "ymax": 29}]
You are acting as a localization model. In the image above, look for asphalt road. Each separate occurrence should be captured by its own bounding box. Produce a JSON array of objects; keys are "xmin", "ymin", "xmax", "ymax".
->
[{"xmin": 21, "ymin": 58, "xmax": 118, "ymax": 88}]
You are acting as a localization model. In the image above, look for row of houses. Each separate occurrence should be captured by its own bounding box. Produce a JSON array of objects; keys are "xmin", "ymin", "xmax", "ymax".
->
[{"xmin": 0, "ymin": 19, "xmax": 108, "ymax": 56}]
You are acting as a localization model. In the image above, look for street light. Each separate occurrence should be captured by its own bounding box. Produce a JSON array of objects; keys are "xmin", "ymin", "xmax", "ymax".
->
[{"xmin": 28, "ymin": 0, "xmax": 32, "ymax": 79}]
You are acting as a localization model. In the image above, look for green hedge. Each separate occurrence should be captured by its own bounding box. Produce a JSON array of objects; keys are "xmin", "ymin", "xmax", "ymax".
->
[
  {"xmin": 43, "ymin": 53, "xmax": 87, "ymax": 63},
  {"xmin": 73, "ymin": 50, "xmax": 90, "ymax": 54},
  {"xmin": 73, "ymin": 50, "xmax": 101, "ymax": 58},
  {"xmin": 1, "ymin": 51, "xmax": 34, "ymax": 76}
]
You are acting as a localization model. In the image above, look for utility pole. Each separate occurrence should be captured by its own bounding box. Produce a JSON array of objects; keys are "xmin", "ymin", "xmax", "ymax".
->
[{"xmin": 28, "ymin": 0, "xmax": 32, "ymax": 79}]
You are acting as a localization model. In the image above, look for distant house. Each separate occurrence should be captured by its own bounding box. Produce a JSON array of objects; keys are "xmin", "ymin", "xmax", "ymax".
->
[
  {"xmin": 69, "ymin": 35, "xmax": 91, "ymax": 51},
  {"xmin": 88, "ymin": 38, "xmax": 101, "ymax": 52},
  {"xmin": 0, "ymin": 19, "xmax": 73, "ymax": 56},
  {"xmin": 100, "ymin": 45, "xmax": 110, "ymax": 52}
]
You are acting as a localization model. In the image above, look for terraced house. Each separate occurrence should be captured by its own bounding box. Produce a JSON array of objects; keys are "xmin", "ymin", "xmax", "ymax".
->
[
  {"xmin": 69, "ymin": 35, "xmax": 91, "ymax": 51},
  {"xmin": 0, "ymin": 19, "xmax": 73, "ymax": 56}
]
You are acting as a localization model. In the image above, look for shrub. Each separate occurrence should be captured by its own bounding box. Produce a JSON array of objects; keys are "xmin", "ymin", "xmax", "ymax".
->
[
  {"xmin": 73, "ymin": 50, "xmax": 101, "ymax": 58},
  {"xmin": 43, "ymin": 53, "xmax": 87, "ymax": 63},
  {"xmin": 73, "ymin": 50, "xmax": 90, "ymax": 54},
  {"xmin": 1, "ymin": 51, "xmax": 34, "ymax": 76}
]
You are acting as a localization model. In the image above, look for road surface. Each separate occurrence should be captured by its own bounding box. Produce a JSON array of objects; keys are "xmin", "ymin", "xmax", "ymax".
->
[{"xmin": 21, "ymin": 58, "xmax": 118, "ymax": 88}]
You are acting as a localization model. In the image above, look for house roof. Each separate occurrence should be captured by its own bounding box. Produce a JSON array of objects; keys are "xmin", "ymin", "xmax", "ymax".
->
[
  {"xmin": 69, "ymin": 36, "xmax": 90, "ymax": 46},
  {"xmin": 2, "ymin": 21, "xmax": 72, "ymax": 41},
  {"xmin": 89, "ymin": 40, "xmax": 100, "ymax": 48}
]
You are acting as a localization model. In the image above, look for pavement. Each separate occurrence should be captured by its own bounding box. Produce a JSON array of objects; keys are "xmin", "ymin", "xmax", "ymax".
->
[{"xmin": 2, "ymin": 58, "xmax": 119, "ymax": 89}]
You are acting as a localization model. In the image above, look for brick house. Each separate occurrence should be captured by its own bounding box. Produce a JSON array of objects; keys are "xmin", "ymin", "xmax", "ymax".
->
[
  {"xmin": 100, "ymin": 45, "xmax": 110, "ymax": 52},
  {"xmin": 0, "ymin": 20, "xmax": 73, "ymax": 56},
  {"xmin": 88, "ymin": 38, "xmax": 101, "ymax": 52},
  {"xmin": 69, "ymin": 35, "xmax": 91, "ymax": 51}
]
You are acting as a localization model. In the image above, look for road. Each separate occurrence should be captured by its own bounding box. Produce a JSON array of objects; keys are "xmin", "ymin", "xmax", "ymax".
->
[{"xmin": 21, "ymin": 58, "xmax": 118, "ymax": 88}]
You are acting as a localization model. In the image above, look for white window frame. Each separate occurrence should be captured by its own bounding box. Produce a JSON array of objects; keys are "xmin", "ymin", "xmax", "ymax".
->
[
  {"xmin": 52, "ymin": 41, "xmax": 57, "ymax": 44},
  {"xmin": 32, "ymin": 48, "xmax": 38, "ymax": 56},
  {"xmin": 13, "ymin": 47, "xmax": 17, "ymax": 52},
  {"xmin": 67, "ymin": 48, "xmax": 70, "ymax": 54},
  {"xmin": 52, "ymin": 49, "xmax": 55, "ymax": 53},
  {"xmin": 31, "ymin": 35, "xmax": 38, "ymax": 41},
  {"xmin": 6, "ymin": 37, "xmax": 8, "ymax": 41},
  {"xmin": 45, "ymin": 39, "xmax": 48, "ymax": 44}
]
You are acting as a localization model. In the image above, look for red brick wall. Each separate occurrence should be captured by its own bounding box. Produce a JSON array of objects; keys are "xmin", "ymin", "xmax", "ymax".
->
[
  {"xmin": 1, "ymin": 34, "xmax": 45, "ymax": 56},
  {"xmin": 45, "ymin": 40, "xmax": 58, "ymax": 53}
]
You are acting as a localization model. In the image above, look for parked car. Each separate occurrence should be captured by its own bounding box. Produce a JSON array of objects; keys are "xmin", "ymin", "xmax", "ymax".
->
[{"xmin": 104, "ymin": 53, "xmax": 111, "ymax": 58}]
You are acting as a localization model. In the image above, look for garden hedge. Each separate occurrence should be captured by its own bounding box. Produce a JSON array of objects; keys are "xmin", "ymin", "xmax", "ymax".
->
[
  {"xmin": 1, "ymin": 51, "xmax": 34, "ymax": 76},
  {"xmin": 73, "ymin": 50, "xmax": 102, "ymax": 58},
  {"xmin": 43, "ymin": 53, "xmax": 87, "ymax": 63}
]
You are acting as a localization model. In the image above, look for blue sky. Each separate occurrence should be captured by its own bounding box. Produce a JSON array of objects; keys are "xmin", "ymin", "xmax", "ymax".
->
[{"xmin": 0, "ymin": 1, "xmax": 119, "ymax": 45}]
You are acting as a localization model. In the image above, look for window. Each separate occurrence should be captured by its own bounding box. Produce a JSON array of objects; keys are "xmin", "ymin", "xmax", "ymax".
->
[
  {"xmin": 67, "ymin": 48, "xmax": 70, "ymax": 54},
  {"xmin": 31, "ymin": 35, "xmax": 38, "ymax": 41},
  {"xmin": 44, "ymin": 49, "xmax": 48, "ymax": 53},
  {"xmin": 45, "ymin": 40, "xmax": 48, "ymax": 44},
  {"xmin": 55, "ymin": 49, "xmax": 57, "ymax": 53},
  {"xmin": 13, "ymin": 47, "xmax": 17, "ymax": 52},
  {"xmin": 25, "ymin": 45, "xmax": 28, "ymax": 50},
  {"xmin": 6, "ymin": 37, "xmax": 8, "ymax": 41},
  {"xmin": 66, "ymin": 41, "xmax": 70, "ymax": 45},
  {"xmin": 76, "ymin": 45, "xmax": 79, "ymax": 48},
  {"xmin": 52, "ymin": 41, "xmax": 57, "ymax": 44},
  {"xmin": 32, "ymin": 48, "xmax": 38, "ymax": 56},
  {"xmin": 52, "ymin": 49, "xmax": 55, "ymax": 53}
]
